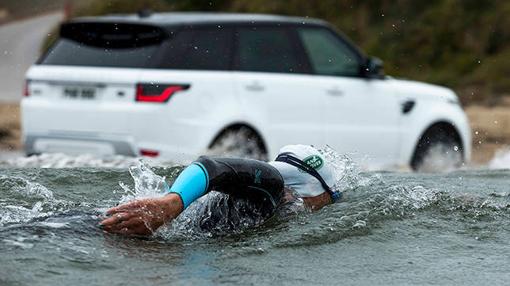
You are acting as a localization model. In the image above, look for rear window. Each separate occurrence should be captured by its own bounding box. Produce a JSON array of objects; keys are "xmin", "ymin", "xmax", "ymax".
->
[
  {"xmin": 41, "ymin": 23, "xmax": 165, "ymax": 68},
  {"xmin": 42, "ymin": 38, "xmax": 160, "ymax": 68},
  {"xmin": 40, "ymin": 22, "xmax": 233, "ymax": 70}
]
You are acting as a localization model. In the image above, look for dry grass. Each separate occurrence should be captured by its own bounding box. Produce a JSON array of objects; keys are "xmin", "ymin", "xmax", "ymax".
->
[
  {"xmin": 465, "ymin": 99, "xmax": 510, "ymax": 164},
  {"xmin": 1, "ymin": 102, "xmax": 509, "ymax": 164},
  {"xmin": 0, "ymin": 104, "xmax": 21, "ymax": 150}
]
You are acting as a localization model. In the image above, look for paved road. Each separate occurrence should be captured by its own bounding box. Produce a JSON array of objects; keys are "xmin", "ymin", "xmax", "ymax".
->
[{"xmin": 0, "ymin": 12, "xmax": 63, "ymax": 103}]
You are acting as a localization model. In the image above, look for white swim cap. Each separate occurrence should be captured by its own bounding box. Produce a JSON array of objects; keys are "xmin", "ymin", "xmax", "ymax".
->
[{"xmin": 269, "ymin": 145, "xmax": 335, "ymax": 198}]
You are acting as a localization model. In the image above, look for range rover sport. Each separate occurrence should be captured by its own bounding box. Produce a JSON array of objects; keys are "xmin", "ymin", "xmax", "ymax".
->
[{"xmin": 22, "ymin": 12, "xmax": 471, "ymax": 170}]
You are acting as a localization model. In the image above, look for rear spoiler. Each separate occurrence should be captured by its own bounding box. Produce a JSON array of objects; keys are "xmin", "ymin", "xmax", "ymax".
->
[{"xmin": 60, "ymin": 22, "xmax": 168, "ymax": 48}]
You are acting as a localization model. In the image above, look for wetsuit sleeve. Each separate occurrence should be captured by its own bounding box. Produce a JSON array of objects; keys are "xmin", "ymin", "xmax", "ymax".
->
[
  {"xmin": 166, "ymin": 162, "xmax": 209, "ymax": 208},
  {"xmin": 167, "ymin": 156, "xmax": 284, "ymax": 211}
]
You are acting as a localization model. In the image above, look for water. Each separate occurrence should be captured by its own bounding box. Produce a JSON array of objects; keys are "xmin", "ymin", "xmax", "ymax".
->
[{"xmin": 1, "ymin": 152, "xmax": 510, "ymax": 285}]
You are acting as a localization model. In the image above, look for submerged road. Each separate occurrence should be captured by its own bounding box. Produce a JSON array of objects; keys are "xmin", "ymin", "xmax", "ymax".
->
[{"xmin": 0, "ymin": 12, "xmax": 63, "ymax": 103}]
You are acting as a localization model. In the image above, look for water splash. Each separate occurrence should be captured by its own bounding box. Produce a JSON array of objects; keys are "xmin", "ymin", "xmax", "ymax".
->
[
  {"xmin": 489, "ymin": 147, "xmax": 510, "ymax": 169},
  {"xmin": 206, "ymin": 127, "xmax": 267, "ymax": 161},
  {"xmin": 78, "ymin": 149, "xmax": 510, "ymax": 244},
  {"xmin": 3, "ymin": 153, "xmax": 140, "ymax": 168},
  {"xmin": 0, "ymin": 175, "xmax": 54, "ymax": 200},
  {"xmin": 318, "ymin": 145, "xmax": 367, "ymax": 191},
  {"xmin": 0, "ymin": 175, "xmax": 58, "ymax": 226},
  {"xmin": 0, "ymin": 153, "xmax": 184, "ymax": 169},
  {"xmin": 415, "ymin": 143, "xmax": 463, "ymax": 172},
  {"xmin": 115, "ymin": 147, "xmax": 377, "ymax": 239},
  {"xmin": 117, "ymin": 160, "xmax": 169, "ymax": 204}
]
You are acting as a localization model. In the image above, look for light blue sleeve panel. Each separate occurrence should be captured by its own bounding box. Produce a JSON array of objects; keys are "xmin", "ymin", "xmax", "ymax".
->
[{"xmin": 166, "ymin": 163, "xmax": 209, "ymax": 209}]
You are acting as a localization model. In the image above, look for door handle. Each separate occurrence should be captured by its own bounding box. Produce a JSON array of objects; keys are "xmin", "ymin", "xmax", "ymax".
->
[
  {"xmin": 245, "ymin": 82, "xmax": 265, "ymax": 92},
  {"xmin": 326, "ymin": 87, "xmax": 343, "ymax": 96}
]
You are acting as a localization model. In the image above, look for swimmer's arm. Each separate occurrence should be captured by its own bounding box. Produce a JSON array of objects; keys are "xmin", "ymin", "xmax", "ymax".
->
[
  {"xmin": 100, "ymin": 162, "xmax": 208, "ymax": 236},
  {"xmin": 100, "ymin": 193, "xmax": 184, "ymax": 236}
]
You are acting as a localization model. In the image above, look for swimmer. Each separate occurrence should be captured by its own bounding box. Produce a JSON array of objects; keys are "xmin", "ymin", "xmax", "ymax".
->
[{"xmin": 100, "ymin": 145, "xmax": 341, "ymax": 235}]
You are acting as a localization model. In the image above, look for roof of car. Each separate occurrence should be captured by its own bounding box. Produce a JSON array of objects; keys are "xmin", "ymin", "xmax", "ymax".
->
[{"xmin": 70, "ymin": 12, "xmax": 328, "ymax": 27}]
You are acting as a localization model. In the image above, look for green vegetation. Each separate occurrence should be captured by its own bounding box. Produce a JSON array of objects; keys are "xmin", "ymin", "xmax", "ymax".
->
[
  {"xmin": 43, "ymin": 0, "xmax": 510, "ymax": 104},
  {"xmin": 0, "ymin": 0, "xmax": 91, "ymax": 21}
]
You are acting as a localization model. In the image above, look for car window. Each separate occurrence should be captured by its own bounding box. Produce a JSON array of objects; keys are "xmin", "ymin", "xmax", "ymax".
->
[
  {"xmin": 157, "ymin": 27, "xmax": 232, "ymax": 70},
  {"xmin": 237, "ymin": 26, "xmax": 303, "ymax": 74},
  {"xmin": 298, "ymin": 27, "xmax": 360, "ymax": 77},
  {"xmin": 40, "ymin": 23, "xmax": 164, "ymax": 68},
  {"xmin": 41, "ymin": 39, "xmax": 159, "ymax": 68},
  {"xmin": 40, "ymin": 23, "xmax": 232, "ymax": 71}
]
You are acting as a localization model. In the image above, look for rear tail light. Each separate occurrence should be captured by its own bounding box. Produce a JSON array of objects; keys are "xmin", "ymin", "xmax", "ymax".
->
[
  {"xmin": 135, "ymin": 83, "xmax": 190, "ymax": 103},
  {"xmin": 140, "ymin": 149, "xmax": 160, "ymax": 157},
  {"xmin": 23, "ymin": 80, "xmax": 30, "ymax": 97}
]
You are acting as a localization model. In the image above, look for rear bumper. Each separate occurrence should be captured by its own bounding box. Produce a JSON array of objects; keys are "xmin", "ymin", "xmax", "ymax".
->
[
  {"xmin": 21, "ymin": 96, "xmax": 215, "ymax": 158},
  {"xmin": 24, "ymin": 133, "xmax": 137, "ymax": 156}
]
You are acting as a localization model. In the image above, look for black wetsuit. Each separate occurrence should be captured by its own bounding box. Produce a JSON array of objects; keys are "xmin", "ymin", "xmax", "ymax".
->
[{"xmin": 191, "ymin": 156, "xmax": 286, "ymax": 231}]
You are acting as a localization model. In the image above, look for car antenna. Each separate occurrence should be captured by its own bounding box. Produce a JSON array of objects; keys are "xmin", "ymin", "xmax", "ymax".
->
[{"xmin": 138, "ymin": 9, "xmax": 153, "ymax": 18}]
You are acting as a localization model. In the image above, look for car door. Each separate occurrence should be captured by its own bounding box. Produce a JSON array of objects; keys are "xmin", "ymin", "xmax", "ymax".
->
[
  {"xmin": 137, "ymin": 26, "xmax": 237, "ymax": 156},
  {"xmin": 296, "ymin": 26, "xmax": 401, "ymax": 168},
  {"xmin": 233, "ymin": 25, "xmax": 328, "ymax": 157}
]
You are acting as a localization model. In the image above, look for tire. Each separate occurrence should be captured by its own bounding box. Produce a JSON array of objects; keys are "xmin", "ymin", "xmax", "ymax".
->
[
  {"xmin": 208, "ymin": 126, "xmax": 268, "ymax": 161},
  {"xmin": 411, "ymin": 128, "xmax": 463, "ymax": 172}
]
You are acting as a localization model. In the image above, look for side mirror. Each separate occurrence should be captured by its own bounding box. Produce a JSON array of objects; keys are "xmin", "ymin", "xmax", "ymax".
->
[{"xmin": 363, "ymin": 57, "xmax": 384, "ymax": 79}]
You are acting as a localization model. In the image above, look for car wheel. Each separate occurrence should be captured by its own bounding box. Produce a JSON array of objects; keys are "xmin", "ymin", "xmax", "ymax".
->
[
  {"xmin": 411, "ymin": 129, "xmax": 463, "ymax": 172},
  {"xmin": 208, "ymin": 126, "xmax": 268, "ymax": 161}
]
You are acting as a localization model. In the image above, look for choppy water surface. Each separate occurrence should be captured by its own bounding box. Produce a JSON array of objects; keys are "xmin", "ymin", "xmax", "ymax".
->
[{"xmin": 1, "ymin": 152, "xmax": 509, "ymax": 285}]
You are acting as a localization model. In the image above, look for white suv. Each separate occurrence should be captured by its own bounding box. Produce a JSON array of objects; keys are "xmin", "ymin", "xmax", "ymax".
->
[{"xmin": 22, "ymin": 12, "xmax": 471, "ymax": 170}]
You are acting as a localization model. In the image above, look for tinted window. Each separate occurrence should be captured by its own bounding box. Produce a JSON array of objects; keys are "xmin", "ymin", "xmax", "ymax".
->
[
  {"xmin": 40, "ymin": 23, "xmax": 232, "ymax": 71},
  {"xmin": 42, "ymin": 39, "xmax": 159, "ymax": 68},
  {"xmin": 298, "ymin": 28, "xmax": 360, "ymax": 76},
  {"xmin": 157, "ymin": 27, "xmax": 232, "ymax": 70},
  {"xmin": 41, "ymin": 23, "xmax": 163, "ymax": 68},
  {"xmin": 237, "ymin": 27, "xmax": 304, "ymax": 74}
]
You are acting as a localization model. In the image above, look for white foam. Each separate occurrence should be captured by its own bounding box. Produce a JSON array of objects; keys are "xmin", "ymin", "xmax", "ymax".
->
[
  {"xmin": 0, "ymin": 153, "xmax": 180, "ymax": 168},
  {"xmin": 415, "ymin": 144, "xmax": 463, "ymax": 173},
  {"xmin": 488, "ymin": 147, "xmax": 510, "ymax": 169},
  {"xmin": 39, "ymin": 222, "xmax": 68, "ymax": 228}
]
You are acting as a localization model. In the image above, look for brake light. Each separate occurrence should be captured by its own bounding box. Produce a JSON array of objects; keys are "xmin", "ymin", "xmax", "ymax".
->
[
  {"xmin": 140, "ymin": 149, "xmax": 160, "ymax": 157},
  {"xmin": 23, "ymin": 80, "xmax": 30, "ymax": 97},
  {"xmin": 135, "ymin": 83, "xmax": 190, "ymax": 103}
]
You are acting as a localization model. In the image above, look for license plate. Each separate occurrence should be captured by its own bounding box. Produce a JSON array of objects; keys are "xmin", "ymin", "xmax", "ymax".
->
[{"xmin": 63, "ymin": 86, "xmax": 97, "ymax": 100}]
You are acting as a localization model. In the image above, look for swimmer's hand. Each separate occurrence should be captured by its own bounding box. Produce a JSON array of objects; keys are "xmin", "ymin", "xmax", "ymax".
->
[{"xmin": 100, "ymin": 193, "xmax": 184, "ymax": 236}]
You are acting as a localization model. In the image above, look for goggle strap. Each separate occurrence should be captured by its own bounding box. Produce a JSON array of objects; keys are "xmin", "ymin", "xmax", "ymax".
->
[{"xmin": 275, "ymin": 153, "xmax": 341, "ymax": 202}]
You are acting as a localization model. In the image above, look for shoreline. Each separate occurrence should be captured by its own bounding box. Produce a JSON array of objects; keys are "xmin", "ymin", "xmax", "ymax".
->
[{"xmin": 1, "ymin": 103, "xmax": 508, "ymax": 165}]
